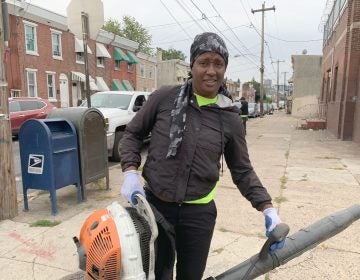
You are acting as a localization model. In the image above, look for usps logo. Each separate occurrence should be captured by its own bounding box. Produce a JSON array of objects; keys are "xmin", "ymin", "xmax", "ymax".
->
[{"xmin": 28, "ymin": 154, "xmax": 44, "ymax": 174}]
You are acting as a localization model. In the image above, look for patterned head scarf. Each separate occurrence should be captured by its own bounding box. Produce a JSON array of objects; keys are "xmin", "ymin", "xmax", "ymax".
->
[
  {"xmin": 166, "ymin": 32, "xmax": 231, "ymax": 158},
  {"xmin": 190, "ymin": 32, "xmax": 229, "ymax": 69}
]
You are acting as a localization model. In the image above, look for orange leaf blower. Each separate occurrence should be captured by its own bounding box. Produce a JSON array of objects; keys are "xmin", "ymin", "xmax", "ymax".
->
[{"xmin": 73, "ymin": 195, "xmax": 158, "ymax": 280}]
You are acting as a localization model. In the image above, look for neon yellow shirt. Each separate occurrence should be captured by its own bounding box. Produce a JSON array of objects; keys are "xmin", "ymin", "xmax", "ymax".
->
[{"xmin": 185, "ymin": 93, "xmax": 219, "ymax": 204}]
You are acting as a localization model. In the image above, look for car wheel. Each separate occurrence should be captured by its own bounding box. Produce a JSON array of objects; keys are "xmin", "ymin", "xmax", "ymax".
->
[{"xmin": 111, "ymin": 131, "xmax": 124, "ymax": 162}]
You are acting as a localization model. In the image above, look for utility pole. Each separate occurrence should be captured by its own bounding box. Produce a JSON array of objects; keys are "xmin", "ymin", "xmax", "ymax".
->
[
  {"xmin": 271, "ymin": 59, "xmax": 285, "ymax": 108},
  {"xmin": 0, "ymin": 0, "xmax": 18, "ymax": 219},
  {"xmin": 281, "ymin": 72, "xmax": 288, "ymax": 104},
  {"xmin": 81, "ymin": 12, "xmax": 91, "ymax": 108},
  {"xmin": 281, "ymin": 71, "xmax": 288, "ymax": 112},
  {"xmin": 282, "ymin": 71, "xmax": 288, "ymax": 97},
  {"xmin": 252, "ymin": 2, "xmax": 275, "ymax": 116}
]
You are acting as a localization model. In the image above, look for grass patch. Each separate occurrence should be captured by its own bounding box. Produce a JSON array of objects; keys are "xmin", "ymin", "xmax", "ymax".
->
[
  {"xmin": 328, "ymin": 167, "xmax": 344, "ymax": 170},
  {"xmin": 274, "ymin": 196, "xmax": 288, "ymax": 204},
  {"xmin": 280, "ymin": 175, "xmax": 288, "ymax": 189},
  {"xmin": 285, "ymin": 151, "xmax": 289, "ymax": 159},
  {"xmin": 218, "ymin": 227, "xmax": 231, "ymax": 233},
  {"xmin": 316, "ymin": 156, "xmax": 340, "ymax": 160},
  {"xmin": 30, "ymin": 220, "xmax": 61, "ymax": 227},
  {"xmin": 280, "ymin": 175, "xmax": 287, "ymax": 185}
]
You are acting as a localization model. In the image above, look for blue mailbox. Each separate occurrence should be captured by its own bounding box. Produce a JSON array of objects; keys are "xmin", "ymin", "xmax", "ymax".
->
[{"xmin": 19, "ymin": 118, "xmax": 81, "ymax": 215}]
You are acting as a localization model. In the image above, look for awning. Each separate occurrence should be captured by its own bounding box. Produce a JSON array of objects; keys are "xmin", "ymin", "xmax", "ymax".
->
[
  {"xmin": 111, "ymin": 79, "xmax": 134, "ymax": 91},
  {"xmin": 96, "ymin": 42, "xmax": 111, "ymax": 58},
  {"xmin": 114, "ymin": 47, "xmax": 130, "ymax": 62},
  {"xmin": 96, "ymin": 76, "xmax": 110, "ymax": 91},
  {"xmin": 71, "ymin": 71, "xmax": 98, "ymax": 91},
  {"xmin": 122, "ymin": 79, "xmax": 134, "ymax": 91},
  {"xmin": 126, "ymin": 50, "xmax": 139, "ymax": 64},
  {"xmin": 74, "ymin": 38, "xmax": 93, "ymax": 54},
  {"xmin": 112, "ymin": 79, "xmax": 126, "ymax": 91}
]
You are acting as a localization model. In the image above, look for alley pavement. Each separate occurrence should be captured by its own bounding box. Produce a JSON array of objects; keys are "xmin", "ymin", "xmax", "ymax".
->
[{"xmin": 0, "ymin": 111, "xmax": 359, "ymax": 280}]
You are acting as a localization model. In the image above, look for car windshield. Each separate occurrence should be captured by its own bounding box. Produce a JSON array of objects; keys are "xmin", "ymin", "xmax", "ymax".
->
[{"xmin": 81, "ymin": 94, "xmax": 133, "ymax": 110}]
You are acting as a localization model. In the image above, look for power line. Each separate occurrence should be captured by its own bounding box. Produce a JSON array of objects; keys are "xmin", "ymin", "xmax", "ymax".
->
[
  {"xmin": 159, "ymin": 0, "xmax": 193, "ymax": 40},
  {"xmin": 145, "ymin": 16, "xmax": 218, "ymax": 29},
  {"xmin": 175, "ymin": 0, "xmax": 205, "ymax": 32},
  {"xmin": 189, "ymin": 0, "xmax": 259, "ymax": 68},
  {"xmin": 207, "ymin": 0, "xmax": 258, "ymax": 59},
  {"xmin": 249, "ymin": 24, "xmax": 322, "ymax": 42}
]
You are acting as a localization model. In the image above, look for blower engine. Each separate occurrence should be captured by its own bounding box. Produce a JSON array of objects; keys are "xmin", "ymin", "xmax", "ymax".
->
[{"xmin": 73, "ymin": 195, "xmax": 158, "ymax": 280}]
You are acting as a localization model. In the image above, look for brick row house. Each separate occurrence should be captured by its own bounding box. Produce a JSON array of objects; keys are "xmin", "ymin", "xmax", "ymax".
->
[
  {"xmin": 321, "ymin": 0, "xmax": 360, "ymax": 143},
  {"xmin": 4, "ymin": 0, "xmax": 145, "ymax": 108}
]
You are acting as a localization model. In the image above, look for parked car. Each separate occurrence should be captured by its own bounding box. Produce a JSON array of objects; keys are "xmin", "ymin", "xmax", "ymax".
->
[
  {"xmin": 80, "ymin": 91, "xmax": 150, "ymax": 161},
  {"xmin": 232, "ymin": 101, "xmax": 259, "ymax": 118},
  {"xmin": 248, "ymin": 102, "xmax": 260, "ymax": 118},
  {"xmin": 9, "ymin": 97, "xmax": 56, "ymax": 136},
  {"xmin": 232, "ymin": 102, "xmax": 242, "ymax": 114}
]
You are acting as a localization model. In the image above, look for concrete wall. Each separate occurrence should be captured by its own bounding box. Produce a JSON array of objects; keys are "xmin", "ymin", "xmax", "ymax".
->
[
  {"xmin": 291, "ymin": 95, "xmax": 320, "ymax": 118},
  {"xmin": 136, "ymin": 53, "xmax": 157, "ymax": 92},
  {"xmin": 291, "ymin": 55, "xmax": 322, "ymax": 118},
  {"xmin": 292, "ymin": 55, "xmax": 322, "ymax": 98},
  {"xmin": 157, "ymin": 59, "xmax": 189, "ymax": 88}
]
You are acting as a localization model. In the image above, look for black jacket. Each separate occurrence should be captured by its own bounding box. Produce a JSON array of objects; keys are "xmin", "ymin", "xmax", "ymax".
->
[
  {"xmin": 240, "ymin": 100, "xmax": 249, "ymax": 115},
  {"xmin": 120, "ymin": 85, "xmax": 271, "ymax": 210}
]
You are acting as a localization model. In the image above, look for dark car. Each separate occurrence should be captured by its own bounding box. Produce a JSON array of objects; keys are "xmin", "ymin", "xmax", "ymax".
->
[{"xmin": 9, "ymin": 97, "xmax": 56, "ymax": 136}]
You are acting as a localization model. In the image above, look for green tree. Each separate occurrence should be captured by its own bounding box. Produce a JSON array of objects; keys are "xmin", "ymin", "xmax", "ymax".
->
[
  {"xmin": 103, "ymin": 16, "xmax": 152, "ymax": 55},
  {"xmin": 157, "ymin": 47, "xmax": 186, "ymax": 61},
  {"xmin": 245, "ymin": 78, "xmax": 269, "ymax": 103},
  {"xmin": 103, "ymin": 18, "xmax": 121, "ymax": 36}
]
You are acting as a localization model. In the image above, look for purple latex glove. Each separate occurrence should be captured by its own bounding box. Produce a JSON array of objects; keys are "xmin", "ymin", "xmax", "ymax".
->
[{"xmin": 121, "ymin": 170, "xmax": 145, "ymax": 205}]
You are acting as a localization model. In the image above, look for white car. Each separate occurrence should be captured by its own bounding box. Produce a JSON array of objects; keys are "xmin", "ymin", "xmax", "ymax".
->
[{"xmin": 81, "ymin": 91, "xmax": 150, "ymax": 161}]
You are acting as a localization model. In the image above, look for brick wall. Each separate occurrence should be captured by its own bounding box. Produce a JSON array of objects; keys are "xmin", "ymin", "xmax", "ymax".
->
[
  {"xmin": 321, "ymin": 0, "xmax": 360, "ymax": 143},
  {"xmin": 6, "ymin": 14, "xmax": 137, "ymax": 107}
]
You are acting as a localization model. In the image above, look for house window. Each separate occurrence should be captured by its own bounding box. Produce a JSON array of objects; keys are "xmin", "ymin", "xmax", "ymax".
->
[
  {"xmin": 115, "ymin": 60, "xmax": 121, "ymax": 70},
  {"xmin": 47, "ymin": 72, "xmax": 56, "ymax": 100},
  {"xmin": 140, "ymin": 64, "xmax": 145, "ymax": 77},
  {"xmin": 10, "ymin": 89, "xmax": 21, "ymax": 97},
  {"xmin": 23, "ymin": 21, "xmax": 38, "ymax": 55},
  {"xmin": 51, "ymin": 29, "xmax": 62, "ymax": 59},
  {"xmin": 96, "ymin": 42, "xmax": 110, "ymax": 68},
  {"xmin": 127, "ymin": 64, "xmax": 134, "ymax": 72},
  {"xmin": 97, "ymin": 57, "xmax": 105, "ymax": 67},
  {"xmin": 76, "ymin": 52, "xmax": 84, "ymax": 63},
  {"xmin": 148, "ymin": 66, "xmax": 154, "ymax": 79},
  {"xmin": 26, "ymin": 69, "xmax": 38, "ymax": 97}
]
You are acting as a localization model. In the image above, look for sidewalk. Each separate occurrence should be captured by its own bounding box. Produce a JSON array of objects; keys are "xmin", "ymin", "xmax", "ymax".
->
[{"xmin": 0, "ymin": 111, "xmax": 359, "ymax": 280}]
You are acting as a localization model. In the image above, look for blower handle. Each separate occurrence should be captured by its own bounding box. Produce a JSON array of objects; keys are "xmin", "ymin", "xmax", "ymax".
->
[{"xmin": 259, "ymin": 223, "xmax": 290, "ymax": 260}]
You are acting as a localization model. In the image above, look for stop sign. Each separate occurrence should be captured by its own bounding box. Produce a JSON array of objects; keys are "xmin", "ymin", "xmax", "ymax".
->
[{"xmin": 67, "ymin": 0, "xmax": 104, "ymax": 39}]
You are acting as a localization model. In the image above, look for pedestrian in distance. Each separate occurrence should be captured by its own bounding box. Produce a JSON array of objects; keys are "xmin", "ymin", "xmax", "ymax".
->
[
  {"xmin": 240, "ymin": 96, "xmax": 249, "ymax": 135},
  {"xmin": 120, "ymin": 32, "xmax": 284, "ymax": 280}
]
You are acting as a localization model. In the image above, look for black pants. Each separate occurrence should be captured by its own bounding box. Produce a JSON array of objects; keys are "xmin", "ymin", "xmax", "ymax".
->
[{"xmin": 146, "ymin": 190, "xmax": 217, "ymax": 280}]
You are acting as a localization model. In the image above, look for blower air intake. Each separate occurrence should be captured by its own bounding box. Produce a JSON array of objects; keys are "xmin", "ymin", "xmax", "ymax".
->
[{"xmin": 73, "ymin": 195, "xmax": 158, "ymax": 280}]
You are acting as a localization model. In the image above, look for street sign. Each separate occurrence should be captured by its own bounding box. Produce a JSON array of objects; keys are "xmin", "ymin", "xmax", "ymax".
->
[{"xmin": 66, "ymin": 0, "xmax": 104, "ymax": 40}]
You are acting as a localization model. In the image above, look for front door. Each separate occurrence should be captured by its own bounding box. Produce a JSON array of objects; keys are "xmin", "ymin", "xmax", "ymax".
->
[{"xmin": 59, "ymin": 73, "xmax": 69, "ymax": 108}]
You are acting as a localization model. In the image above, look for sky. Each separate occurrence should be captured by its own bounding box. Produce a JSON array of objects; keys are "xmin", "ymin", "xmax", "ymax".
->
[{"xmin": 27, "ymin": 0, "xmax": 329, "ymax": 85}]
